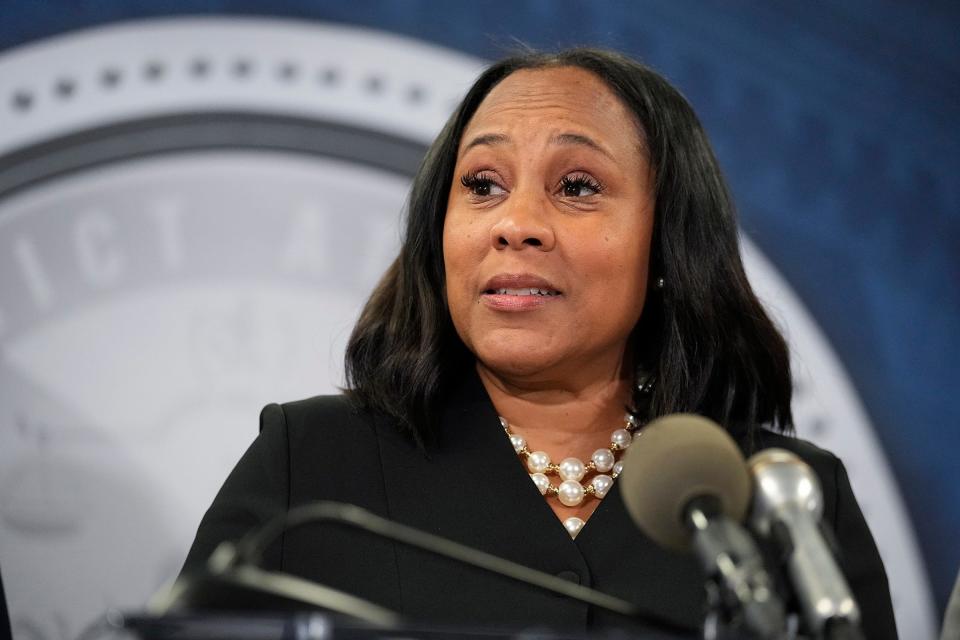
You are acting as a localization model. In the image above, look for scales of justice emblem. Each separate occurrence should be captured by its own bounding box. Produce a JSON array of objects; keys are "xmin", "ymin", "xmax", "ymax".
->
[{"xmin": 0, "ymin": 18, "xmax": 933, "ymax": 640}]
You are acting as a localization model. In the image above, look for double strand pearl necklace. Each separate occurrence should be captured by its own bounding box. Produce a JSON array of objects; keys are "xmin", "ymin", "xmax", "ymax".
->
[{"xmin": 499, "ymin": 412, "xmax": 641, "ymax": 538}]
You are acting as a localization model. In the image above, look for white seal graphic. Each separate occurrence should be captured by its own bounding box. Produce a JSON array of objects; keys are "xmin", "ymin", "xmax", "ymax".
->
[{"xmin": 0, "ymin": 17, "xmax": 934, "ymax": 639}]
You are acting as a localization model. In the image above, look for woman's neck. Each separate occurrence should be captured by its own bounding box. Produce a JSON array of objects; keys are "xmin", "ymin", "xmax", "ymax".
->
[{"xmin": 476, "ymin": 360, "xmax": 633, "ymax": 458}]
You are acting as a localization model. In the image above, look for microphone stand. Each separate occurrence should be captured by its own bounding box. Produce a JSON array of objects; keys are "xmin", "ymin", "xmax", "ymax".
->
[{"xmin": 684, "ymin": 497, "xmax": 787, "ymax": 640}]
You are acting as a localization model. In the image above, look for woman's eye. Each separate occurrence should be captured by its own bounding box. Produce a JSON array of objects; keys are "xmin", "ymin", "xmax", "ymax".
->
[
  {"xmin": 560, "ymin": 174, "xmax": 603, "ymax": 198},
  {"xmin": 460, "ymin": 172, "xmax": 505, "ymax": 197}
]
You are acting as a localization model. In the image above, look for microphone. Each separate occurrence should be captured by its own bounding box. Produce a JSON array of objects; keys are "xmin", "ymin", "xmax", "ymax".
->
[
  {"xmin": 619, "ymin": 414, "xmax": 786, "ymax": 639},
  {"xmin": 748, "ymin": 449, "xmax": 863, "ymax": 640}
]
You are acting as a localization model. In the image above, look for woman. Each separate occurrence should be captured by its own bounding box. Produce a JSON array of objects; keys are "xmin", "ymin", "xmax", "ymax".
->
[{"xmin": 183, "ymin": 49, "xmax": 896, "ymax": 638}]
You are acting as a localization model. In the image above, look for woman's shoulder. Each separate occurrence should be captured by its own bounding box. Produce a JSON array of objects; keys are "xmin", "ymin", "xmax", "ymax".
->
[
  {"xmin": 742, "ymin": 427, "xmax": 851, "ymax": 525},
  {"xmin": 258, "ymin": 393, "xmax": 417, "ymax": 457},
  {"xmin": 259, "ymin": 394, "xmax": 378, "ymax": 447},
  {"xmin": 269, "ymin": 392, "xmax": 359, "ymax": 416},
  {"xmin": 749, "ymin": 428, "xmax": 838, "ymax": 463},
  {"xmin": 737, "ymin": 427, "xmax": 849, "ymax": 509}
]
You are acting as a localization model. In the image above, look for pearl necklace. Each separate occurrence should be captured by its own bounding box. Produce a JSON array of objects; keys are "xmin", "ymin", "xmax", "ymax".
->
[{"xmin": 499, "ymin": 413, "xmax": 641, "ymax": 538}]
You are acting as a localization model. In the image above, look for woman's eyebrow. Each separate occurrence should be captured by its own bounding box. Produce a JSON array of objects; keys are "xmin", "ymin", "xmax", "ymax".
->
[
  {"xmin": 462, "ymin": 132, "xmax": 614, "ymax": 160},
  {"xmin": 551, "ymin": 133, "xmax": 614, "ymax": 160},
  {"xmin": 463, "ymin": 133, "xmax": 510, "ymax": 151}
]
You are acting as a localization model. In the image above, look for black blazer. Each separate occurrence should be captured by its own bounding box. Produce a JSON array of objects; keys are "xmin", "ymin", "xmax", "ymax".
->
[{"xmin": 183, "ymin": 371, "xmax": 897, "ymax": 638}]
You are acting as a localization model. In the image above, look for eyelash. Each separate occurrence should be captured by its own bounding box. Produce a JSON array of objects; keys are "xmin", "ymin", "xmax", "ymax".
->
[
  {"xmin": 560, "ymin": 173, "xmax": 604, "ymax": 197},
  {"xmin": 459, "ymin": 171, "xmax": 499, "ymax": 197},
  {"xmin": 458, "ymin": 171, "xmax": 604, "ymax": 197}
]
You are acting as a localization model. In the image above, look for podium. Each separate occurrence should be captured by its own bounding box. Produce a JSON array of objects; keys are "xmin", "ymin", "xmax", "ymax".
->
[{"xmin": 112, "ymin": 611, "xmax": 702, "ymax": 640}]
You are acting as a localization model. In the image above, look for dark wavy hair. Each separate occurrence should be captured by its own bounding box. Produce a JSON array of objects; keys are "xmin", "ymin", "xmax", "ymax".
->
[{"xmin": 345, "ymin": 48, "xmax": 793, "ymax": 441}]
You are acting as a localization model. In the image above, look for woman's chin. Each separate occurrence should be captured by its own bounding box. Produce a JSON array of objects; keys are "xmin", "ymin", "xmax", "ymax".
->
[{"xmin": 474, "ymin": 345, "xmax": 565, "ymax": 382}]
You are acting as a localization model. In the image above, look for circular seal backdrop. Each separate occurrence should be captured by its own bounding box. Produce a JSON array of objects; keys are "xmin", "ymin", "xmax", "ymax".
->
[{"xmin": 0, "ymin": 17, "xmax": 935, "ymax": 639}]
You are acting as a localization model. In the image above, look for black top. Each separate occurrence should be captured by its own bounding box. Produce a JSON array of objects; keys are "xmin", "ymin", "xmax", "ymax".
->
[{"xmin": 183, "ymin": 371, "xmax": 897, "ymax": 638}]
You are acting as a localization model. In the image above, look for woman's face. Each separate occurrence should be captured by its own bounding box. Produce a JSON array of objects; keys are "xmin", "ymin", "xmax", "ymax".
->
[{"xmin": 443, "ymin": 66, "xmax": 655, "ymax": 384}]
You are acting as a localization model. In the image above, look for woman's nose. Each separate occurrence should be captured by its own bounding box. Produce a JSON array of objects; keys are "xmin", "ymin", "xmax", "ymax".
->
[{"xmin": 489, "ymin": 190, "xmax": 556, "ymax": 251}]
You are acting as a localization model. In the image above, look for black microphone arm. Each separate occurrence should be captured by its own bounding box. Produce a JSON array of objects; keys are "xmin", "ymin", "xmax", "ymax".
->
[
  {"xmin": 748, "ymin": 449, "xmax": 863, "ymax": 640},
  {"xmin": 165, "ymin": 501, "xmax": 692, "ymax": 636}
]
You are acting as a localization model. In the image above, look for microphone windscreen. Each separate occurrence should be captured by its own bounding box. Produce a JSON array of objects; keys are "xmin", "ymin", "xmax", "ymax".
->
[{"xmin": 619, "ymin": 413, "xmax": 751, "ymax": 551}]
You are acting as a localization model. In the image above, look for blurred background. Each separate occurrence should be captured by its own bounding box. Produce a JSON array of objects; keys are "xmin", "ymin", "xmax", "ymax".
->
[{"xmin": 0, "ymin": 1, "xmax": 956, "ymax": 639}]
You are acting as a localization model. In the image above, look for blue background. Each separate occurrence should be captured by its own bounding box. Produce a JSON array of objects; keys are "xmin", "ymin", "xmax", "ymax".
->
[{"xmin": 2, "ymin": 0, "xmax": 958, "ymax": 616}]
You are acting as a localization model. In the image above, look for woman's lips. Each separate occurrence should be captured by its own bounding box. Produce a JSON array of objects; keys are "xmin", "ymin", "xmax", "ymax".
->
[
  {"xmin": 480, "ymin": 275, "xmax": 563, "ymax": 311},
  {"xmin": 482, "ymin": 291, "xmax": 562, "ymax": 311}
]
